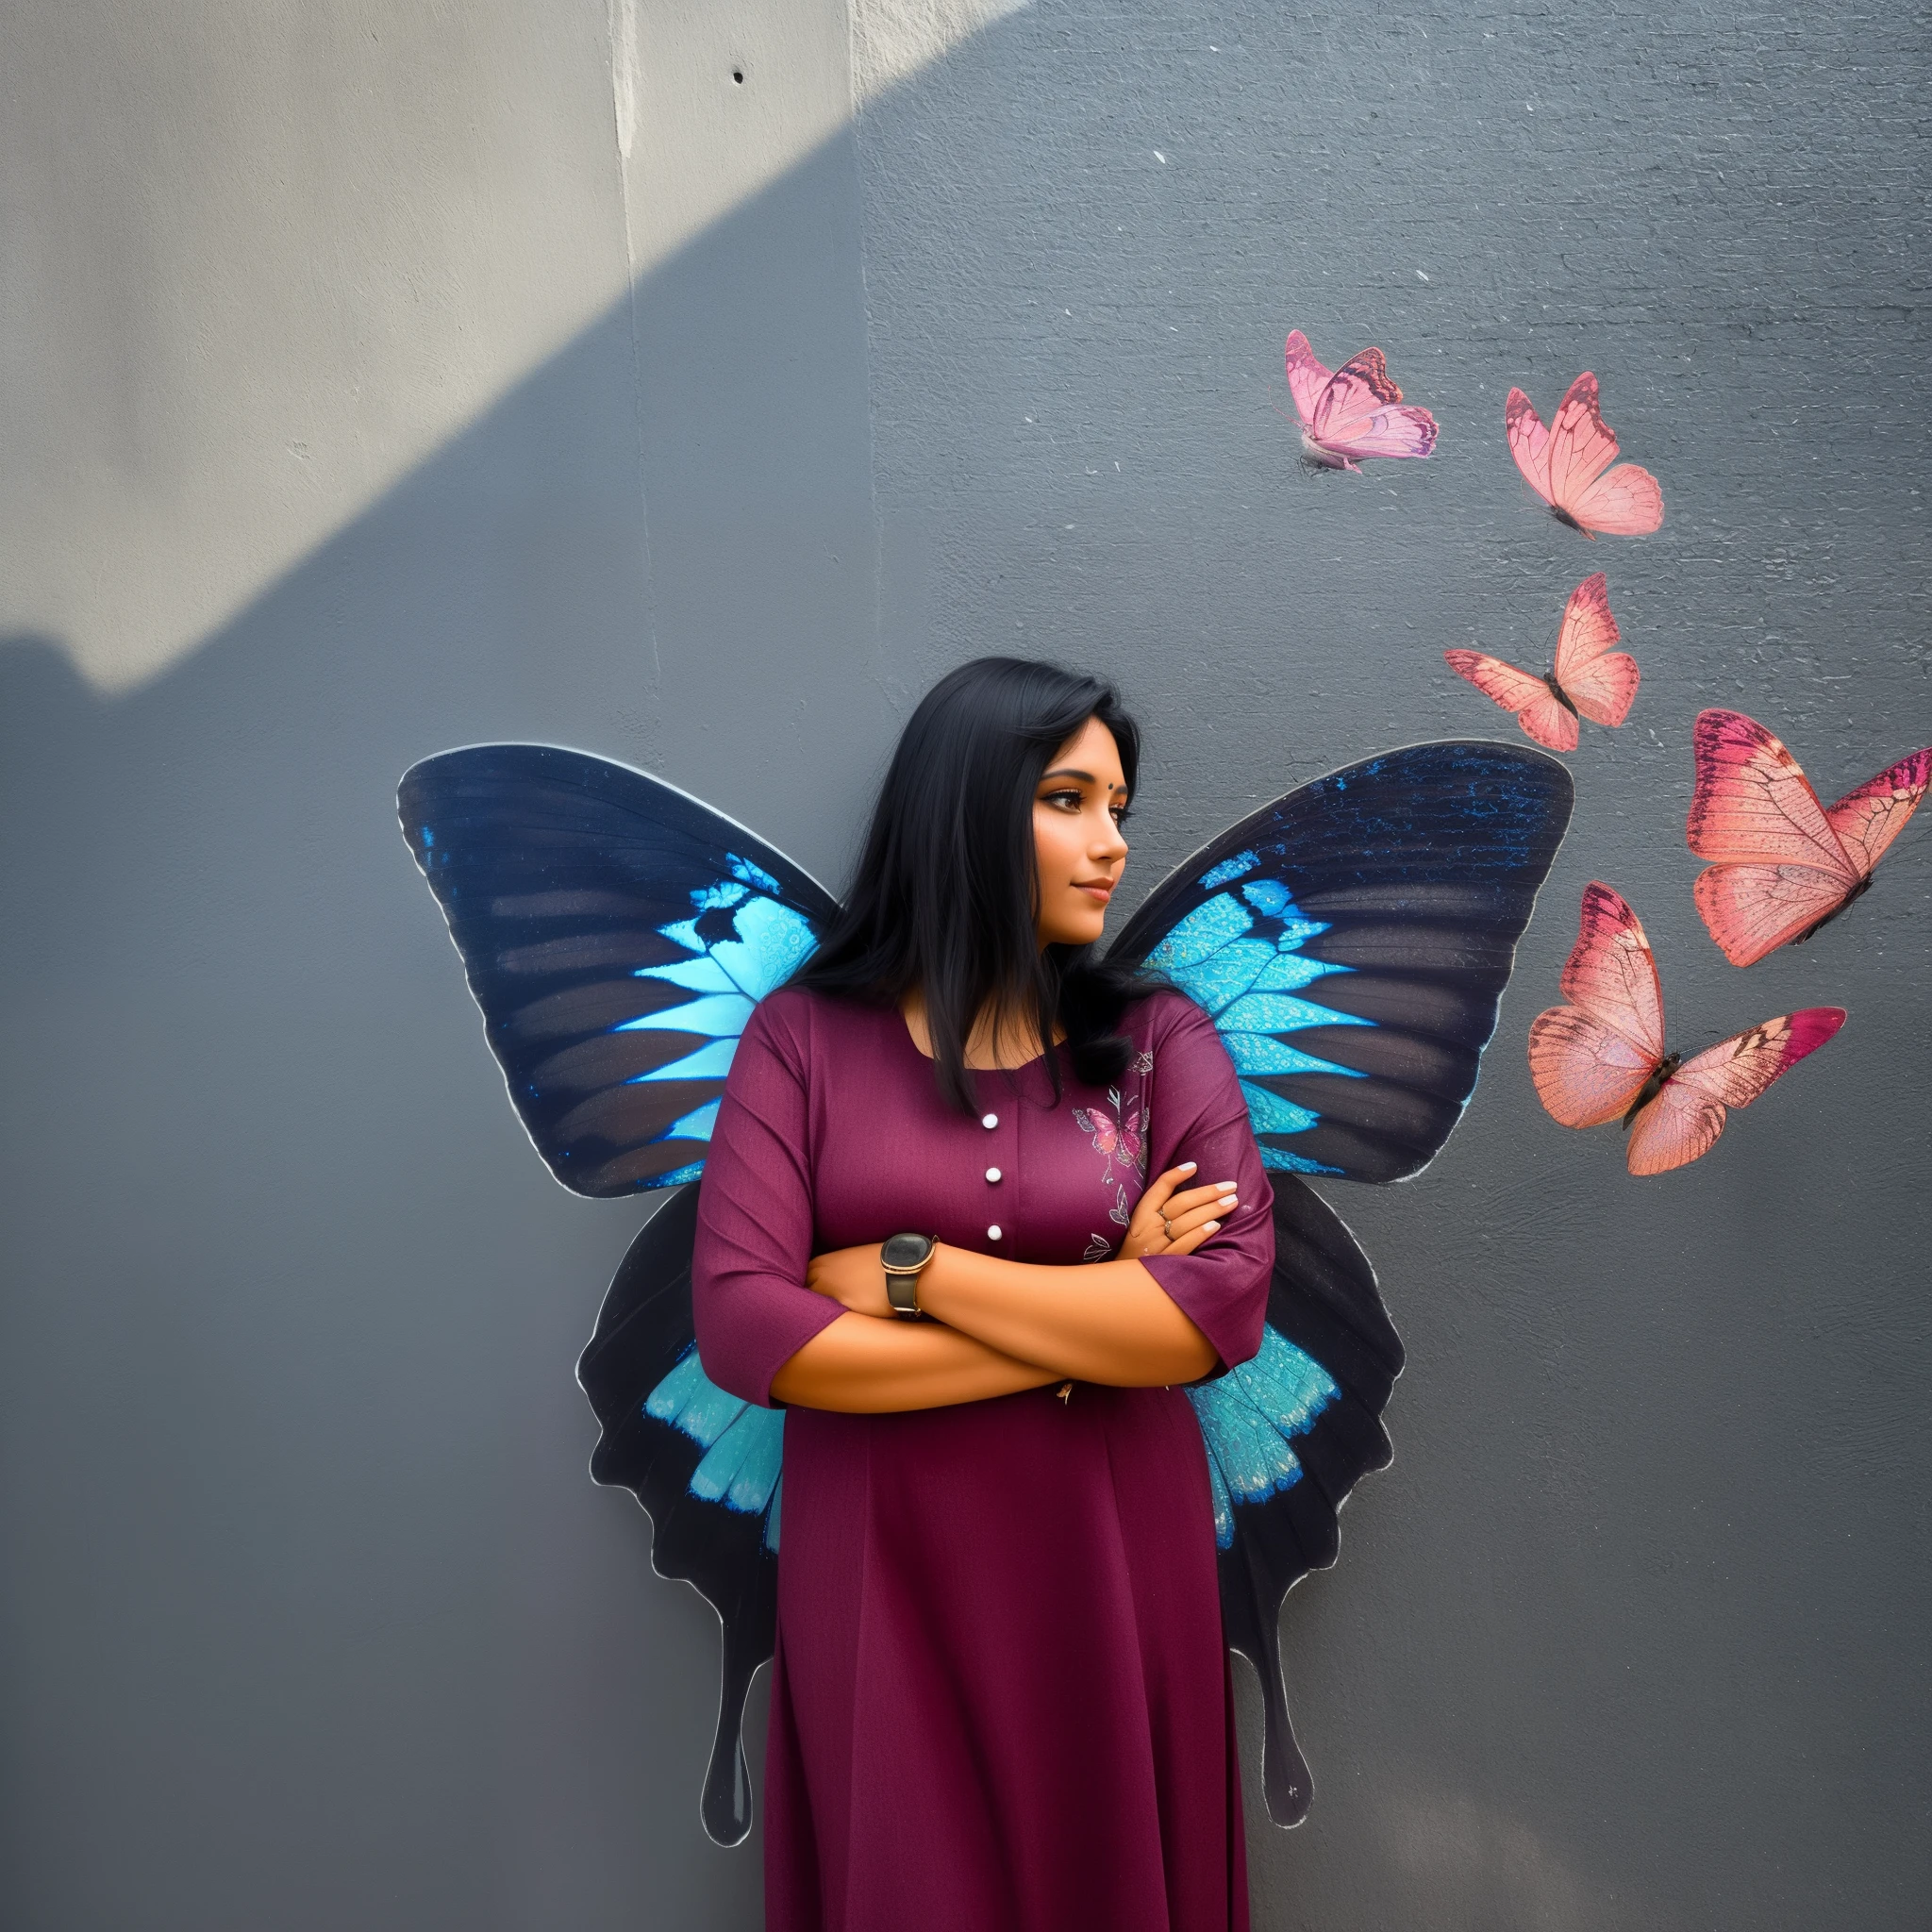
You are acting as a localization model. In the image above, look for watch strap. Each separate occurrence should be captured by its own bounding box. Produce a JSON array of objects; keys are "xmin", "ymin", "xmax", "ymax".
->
[{"xmin": 881, "ymin": 1233, "xmax": 936, "ymax": 1319}]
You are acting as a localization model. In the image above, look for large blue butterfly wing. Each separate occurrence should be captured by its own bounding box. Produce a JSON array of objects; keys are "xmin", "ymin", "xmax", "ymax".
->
[
  {"xmin": 1111, "ymin": 741, "xmax": 1574, "ymax": 1184},
  {"xmin": 399, "ymin": 743, "xmax": 836, "ymax": 1197},
  {"xmin": 1191, "ymin": 1178, "xmax": 1403, "ymax": 1826},
  {"xmin": 576, "ymin": 1186, "xmax": 781, "ymax": 1846},
  {"xmin": 399, "ymin": 744, "xmax": 830, "ymax": 1844},
  {"xmin": 1113, "ymin": 741, "xmax": 1572, "ymax": 1824}
]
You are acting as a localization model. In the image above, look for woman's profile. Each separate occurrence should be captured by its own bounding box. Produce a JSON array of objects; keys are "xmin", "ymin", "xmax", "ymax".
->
[{"xmin": 693, "ymin": 656, "xmax": 1272, "ymax": 1928}]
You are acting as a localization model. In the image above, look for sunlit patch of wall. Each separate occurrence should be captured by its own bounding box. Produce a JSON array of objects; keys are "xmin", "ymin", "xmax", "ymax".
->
[{"xmin": 0, "ymin": 1, "xmax": 1028, "ymax": 694}]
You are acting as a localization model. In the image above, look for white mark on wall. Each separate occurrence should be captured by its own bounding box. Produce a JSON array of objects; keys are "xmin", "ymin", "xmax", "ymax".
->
[{"xmin": 608, "ymin": 0, "xmax": 641, "ymax": 160}]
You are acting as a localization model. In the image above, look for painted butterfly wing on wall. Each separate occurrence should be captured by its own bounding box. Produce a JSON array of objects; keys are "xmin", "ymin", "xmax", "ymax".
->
[
  {"xmin": 1445, "ymin": 573, "xmax": 1639, "ymax": 752},
  {"xmin": 400, "ymin": 743, "xmax": 831, "ymax": 1844},
  {"xmin": 1190, "ymin": 1175, "xmax": 1404, "ymax": 1826},
  {"xmin": 1505, "ymin": 372, "xmax": 1663, "ymax": 538},
  {"xmin": 576, "ymin": 1186, "xmax": 781, "ymax": 1845},
  {"xmin": 1686, "ymin": 708, "xmax": 1932, "ymax": 966},
  {"xmin": 399, "ymin": 742, "xmax": 833, "ymax": 1197},
  {"xmin": 1109, "ymin": 740, "xmax": 1574, "ymax": 1824},
  {"xmin": 1284, "ymin": 329, "xmax": 1439, "ymax": 470},
  {"xmin": 1110, "ymin": 741, "xmax": 1575, "ymax": 1185},
  {"xmin": 1528, "ymin": 881, "xmax": 1847, "ymax": 1174}
]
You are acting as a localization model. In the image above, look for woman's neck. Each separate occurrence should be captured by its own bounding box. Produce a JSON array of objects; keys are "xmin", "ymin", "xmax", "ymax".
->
[{"xmin": 899, "ymin": 990, "xmax": 1061, "ymax": 1071}]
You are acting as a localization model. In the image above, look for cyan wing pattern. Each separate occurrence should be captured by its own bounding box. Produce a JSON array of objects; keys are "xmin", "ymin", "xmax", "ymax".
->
[
  {"xmin": 1186, "ymin": 1178, "xmax": 1403, "ymax": 1826},
  {"xmin": 577, "ymin": 1186, "xmax": 780, "ymax": 1846},
  {"xmin": 1111, "ymin": 741, "xmax": 1574, "ymax": 1183},
  {"xmin": 398, "ymin": 744, "xmax": 835, "ymax": 1196}
]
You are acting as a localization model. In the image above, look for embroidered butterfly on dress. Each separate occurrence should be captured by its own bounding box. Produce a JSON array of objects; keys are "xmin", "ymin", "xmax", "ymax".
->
[
  {"xmin": 1073, "ymin": 1056, "xmax": 1154, "ymax": 1190},
  {"xmin": 1283, "ymin": 330, "xmax": 1439, "ymax": 471}
]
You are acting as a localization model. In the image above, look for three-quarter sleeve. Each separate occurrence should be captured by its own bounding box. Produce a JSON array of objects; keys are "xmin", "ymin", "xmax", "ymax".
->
[
  {"xmin": 691, "ymin": 994, "xmax": 842, "ymax": 1407},
  {"xmin": 1136, "ymin": 997, "xmax": 1274, "ymax": 1374}
]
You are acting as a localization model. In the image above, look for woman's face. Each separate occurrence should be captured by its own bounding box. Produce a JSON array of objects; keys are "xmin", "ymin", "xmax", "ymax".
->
[{"xmin": 1032, "ymin": 715, "xmax": 1130, "ymax": 948}]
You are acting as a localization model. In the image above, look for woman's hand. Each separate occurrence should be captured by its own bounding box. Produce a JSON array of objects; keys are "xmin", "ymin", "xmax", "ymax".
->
[
  {"xmin": 804, "ymin": 1242, "xmax": 898, "ymax": 1319},
  {"xmin": 1119, "ymin": 1161, "xmax": 1239, "ymax": 1261}
]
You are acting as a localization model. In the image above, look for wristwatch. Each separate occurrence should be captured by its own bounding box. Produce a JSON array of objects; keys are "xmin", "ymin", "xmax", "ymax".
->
[{"xmin": 881, "ymin": 1233, "xmax": 938, "ymax": 1319}]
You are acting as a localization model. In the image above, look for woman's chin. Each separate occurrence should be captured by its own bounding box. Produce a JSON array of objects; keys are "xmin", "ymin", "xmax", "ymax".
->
[{"xmin": 1041, "ymin": 909, "xmax": 1108, "ymax": 948}]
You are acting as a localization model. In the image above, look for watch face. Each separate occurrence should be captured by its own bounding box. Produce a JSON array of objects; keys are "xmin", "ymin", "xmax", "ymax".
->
[{"xmin": 882, "ymin": 1232, "xmax": 933, "ymax": 1270}]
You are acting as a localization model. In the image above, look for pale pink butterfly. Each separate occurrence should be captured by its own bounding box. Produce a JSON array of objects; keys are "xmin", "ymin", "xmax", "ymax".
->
[{"xmin": 1284, "ymin": 329, "xmax": 1439, "ymax": 471}]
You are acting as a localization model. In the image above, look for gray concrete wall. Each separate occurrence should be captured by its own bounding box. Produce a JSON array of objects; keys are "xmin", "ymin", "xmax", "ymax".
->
[{"xmin": 1, "ymin": 3, "xmax": 1925, "ymax": 1927}]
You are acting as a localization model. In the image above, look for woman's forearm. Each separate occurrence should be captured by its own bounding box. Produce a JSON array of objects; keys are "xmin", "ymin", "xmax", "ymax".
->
[
  {"xmin": 916, "ymin": 1248, "xmax": 1219, "ymax": 1387},
  {"xmin": 769, "ymin": 1309, "xmax": 1064, "ymax": 1413}
]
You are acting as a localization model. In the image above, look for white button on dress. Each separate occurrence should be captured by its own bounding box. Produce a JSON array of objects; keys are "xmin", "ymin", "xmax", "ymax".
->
[
  {"xmin": 981, "ymin": 1112, "xmax": 999, "ymax": 1130},
  {"xmin": 987, "ymin": 1224, "xmax": 1002, "ymax": 1241},
  {"xmin": 985, "ymin": 1167, "xmax": 1002, "ymax": 1184}
]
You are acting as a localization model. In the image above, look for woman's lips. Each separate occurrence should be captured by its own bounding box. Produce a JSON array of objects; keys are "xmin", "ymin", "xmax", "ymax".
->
[{"xmin": 1074, "ymin": 880, "xmax": 1115, "ymax": 901}]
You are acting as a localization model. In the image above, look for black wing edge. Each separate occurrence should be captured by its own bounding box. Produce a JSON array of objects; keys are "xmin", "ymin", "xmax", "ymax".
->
[
  {"xmin": 1221, "ymin": 1176, "xmax": 1405, "ymax": 1827},
  {"xmin": 575, "ymin": 1185, "xmax": 775, "ymax": 1846}
]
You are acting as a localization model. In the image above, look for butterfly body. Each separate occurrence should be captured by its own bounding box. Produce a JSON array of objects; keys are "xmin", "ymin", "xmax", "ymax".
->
[
  {"xmin": 1791, "ymin": 869, "xmax": 1873, "ymax": 945},
  {"xmin": 1688, "ymin": 708, "xmax": 1929, "ymax": 966},
  {"xmin": 1529, "ymin": 882, "xmax": 1845, "ymax": 1175},
  {"xmin": 1444, "ymin": 573, "xmax": 1637, "ymax": 753},
  {"xmin": 1621, "ymin": 1052, "xmax": 1681, "ymax": 1127},
  {"xmin": 1505, "ymin": 374, "xmax": 1663, "ymax": 539},
  {"xmin": 1284, "ymin": 329, "xmax": 1438, "ymax": 471},
  {"xmin": 1297, "ymin": 432, "xmax": 1351, "ymax": 475}
]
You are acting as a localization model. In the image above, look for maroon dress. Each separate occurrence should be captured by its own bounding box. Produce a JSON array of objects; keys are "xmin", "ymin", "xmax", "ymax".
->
[{"xmin": 691, "ymin": 987, "xmax": 1274, "ymax": 1932}]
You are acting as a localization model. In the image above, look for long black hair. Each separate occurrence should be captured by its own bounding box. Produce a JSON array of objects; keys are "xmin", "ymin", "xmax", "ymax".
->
[{"xmin": 791, "ymin": 656, "xmax": 1152, "ymax": 1112}]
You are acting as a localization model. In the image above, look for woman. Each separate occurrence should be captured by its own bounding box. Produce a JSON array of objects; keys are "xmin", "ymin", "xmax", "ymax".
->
[{"xmin": 691, "ymin": 658, "xmax": 1274, "ymax": 1932}]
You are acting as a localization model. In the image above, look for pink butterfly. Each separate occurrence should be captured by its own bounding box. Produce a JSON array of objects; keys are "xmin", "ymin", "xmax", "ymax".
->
[
  {"xmin": 1687, "ymin": 708, "xmax": 1932, "ymax": 967},
  {"xmin": 1073, "ymin": 1096, "xmax": 1145, "ymax": 1184},
  {"xmin": 1284, "ymin": 330, "xmax": 1438, "ymax": 471},
  {"xmin": 1444, "ymin": 573, "xmax": 1638, "ymax": 752},
  {"xmin": 1528, "ymin": 882, "xmax": 1844, "ymax": 1175},
  {"xmin": 1506, "ymin": 372, "xmax": 1663, "ymax": 538}
]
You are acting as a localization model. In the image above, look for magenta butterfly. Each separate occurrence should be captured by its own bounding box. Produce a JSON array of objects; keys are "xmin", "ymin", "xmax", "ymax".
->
[
  {"xmin": 1073, "ymin": 1083, "xmax": 1148, "ymax": 1189},
  {"xmin": 1284, "ymin": 330, "xmax": 1439, "ymax": 471}
]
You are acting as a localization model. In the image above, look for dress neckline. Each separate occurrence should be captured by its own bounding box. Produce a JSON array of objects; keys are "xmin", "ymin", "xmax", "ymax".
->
[{"xmin": 891, "ymin": 1005, "xmax": 1057, "ymax": 1075}]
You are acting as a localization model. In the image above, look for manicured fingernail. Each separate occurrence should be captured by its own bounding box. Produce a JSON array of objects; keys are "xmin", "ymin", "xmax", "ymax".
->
[
  {"xmin": 1217, "ymin": 1181, "xmax": 1238, "ymax": 1192},
  {"xmin": 1178, "ymin": 1162, "xmax": 1197, "ymax": 1173},
  {"xmin": 1204, "ymin": 1221, "xmax": 1222, "ymax": 1234}
]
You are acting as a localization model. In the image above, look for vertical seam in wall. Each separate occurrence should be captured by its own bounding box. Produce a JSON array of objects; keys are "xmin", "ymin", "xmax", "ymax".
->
[
  {"xmin": 606, "ymin": 0, "xmax": 664, "ymax": 758},
  {"xmin": 844, "ymin": 2, "xmax": 890, "ymax": 698}
]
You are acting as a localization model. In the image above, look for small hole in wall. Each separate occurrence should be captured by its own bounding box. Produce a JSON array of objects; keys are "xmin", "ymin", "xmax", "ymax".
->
[{"xmin": 732, "ymin": 68, "xmax": 744, "ymax": 83}]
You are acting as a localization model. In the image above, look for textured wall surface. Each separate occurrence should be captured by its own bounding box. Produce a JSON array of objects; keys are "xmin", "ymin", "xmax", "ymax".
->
[{"xmin": 1, "ymin": 3, "xmax": 1926, "ymax": 1928}]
